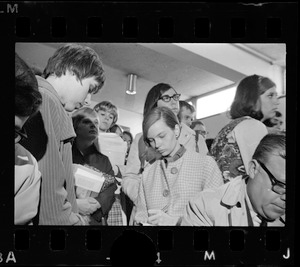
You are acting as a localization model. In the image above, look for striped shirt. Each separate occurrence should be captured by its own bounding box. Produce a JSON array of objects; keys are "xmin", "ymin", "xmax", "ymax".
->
[
  {"xmin": 134, "ymin": 149, "xmax": 223, "ymax": 224},
  {"xmin": 21, "ymin": 76, "xmax": 82, "ymax": 225}
]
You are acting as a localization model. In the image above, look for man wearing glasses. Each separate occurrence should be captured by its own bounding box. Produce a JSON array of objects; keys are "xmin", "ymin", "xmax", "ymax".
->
[
  {"xmin": 181, "ymin": 133, "xmax": 285, "ymax": 226},
  {"xmin": 15, "ymin": 53, "xmax": 42, "ymax": 224}
]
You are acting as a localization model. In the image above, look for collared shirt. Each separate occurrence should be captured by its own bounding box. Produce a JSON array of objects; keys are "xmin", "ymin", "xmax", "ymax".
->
[
  {"xmin": 182, "ymin": 175, "xmax": 285, "ymax": 227},
  {"xmin": 162, "ymin": 145, "xmax": 186, "ymax": 168},
  {"xmin": 21, "ymin": 76, "xmax": 80, "ymax": 225}
]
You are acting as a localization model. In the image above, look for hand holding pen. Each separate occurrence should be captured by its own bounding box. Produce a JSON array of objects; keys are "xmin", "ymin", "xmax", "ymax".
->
[{"xmin": 147, "ymin": 204, "xmax": 179, "ymax": 226}]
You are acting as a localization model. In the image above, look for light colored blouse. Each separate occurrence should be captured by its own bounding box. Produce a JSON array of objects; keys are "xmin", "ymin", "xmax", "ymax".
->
[
  {"xmin": 134, "ymin": 149, "xmax": 223, "ymax": 224},
  {"xmin": 122, "ymin": 124, "xmax": 208, "ymax": 203}
]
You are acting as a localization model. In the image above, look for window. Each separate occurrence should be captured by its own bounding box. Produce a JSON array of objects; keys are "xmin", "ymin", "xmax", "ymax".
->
[{"xmin": 196, "ymin": 87, "xmax": 236, "ymax": 119}]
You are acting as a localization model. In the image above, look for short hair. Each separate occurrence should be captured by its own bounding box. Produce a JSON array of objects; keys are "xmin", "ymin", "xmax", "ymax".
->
[
  {"xmin": 230, "ymin": 75, "xmax": 276, "ymax": 120},
  {"xmin": 123, "ymin": 131, "xmax": 133, "ymax": 143},
  {"xmin": 15, "ymin": 53, "xmax": 42, "ymax": 117},
  {"xmin": 93, "ymin": 101, "xmax": 118, "ymax": 126},
  {"xmin": 190, "ymin": 119, "xmax": 204, "ymax": 130},
  {"xmin": 43, "ymin": 43, "xmax": 105, "ymax": 94},
  {"xmin": 143, "ymin": 106, "xmax": 179, "ymax": 145},
  {"xmin": 179, "ymin": 101, "xmax": 195, "ymax": 113},
  {"xmin": 110, "ymin": 124, "xmax": 123, "ymax": 134},
  {"xmin": 252, "ymin": 133, "xmax": 285, "ymax": 164},
  {"xmin": 143, "ymin": 83, "xmax": 176, "ymax": 117},
  {"xmin": 71, "ymin": 107, "xmax": 98, "ymax": 132}
]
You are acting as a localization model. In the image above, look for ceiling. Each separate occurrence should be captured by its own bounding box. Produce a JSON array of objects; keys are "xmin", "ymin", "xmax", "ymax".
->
[{"xmin": 40, "ymin": 43, "xmax": 286, "ymax": 115}]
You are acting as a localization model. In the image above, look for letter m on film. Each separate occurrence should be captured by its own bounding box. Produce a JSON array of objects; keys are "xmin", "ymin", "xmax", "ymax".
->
[
  {"xmin": 204, "ymin": 250, "xmax": 215, "ymax": 260},
  {"xmin": 7, "ymin": 3, "xmax": 18, "ymax": 13}
]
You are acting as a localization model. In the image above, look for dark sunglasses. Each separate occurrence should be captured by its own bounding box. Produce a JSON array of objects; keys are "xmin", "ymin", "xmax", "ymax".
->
[
  {"xmin": 15, "ymin": 127, "xmax": 28, "ymax": 143},
  {"xmin": 158, "ymin": 93, "xmax": 181, "ymax": 103},
  {"xmin": 256, "ymin": 159, "xmax": 285, "ymax": 193}
]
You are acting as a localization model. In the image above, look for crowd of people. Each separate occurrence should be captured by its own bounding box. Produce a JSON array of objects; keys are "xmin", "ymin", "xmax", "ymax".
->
[{"xmin": 15, "ymin": 43, "xmax": 286, "ymax": 227}]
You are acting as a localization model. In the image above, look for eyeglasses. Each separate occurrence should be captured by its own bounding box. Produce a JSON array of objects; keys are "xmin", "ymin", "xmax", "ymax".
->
[
  {"xmin": 256, "ymin": 159, "xmax": 285, "ymax": 194},
  {"xmin": 158, "ymin": 94, "xmax": 181, "ymax": 102},
  {"xmin": 15, "ymin": 127, "xmax": 28, "ymax": 143}
]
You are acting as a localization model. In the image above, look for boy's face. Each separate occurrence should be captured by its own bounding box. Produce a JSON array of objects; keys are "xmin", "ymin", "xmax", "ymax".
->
[
  {"xmin": 75, "ymin": 114, "xmax": 99, "ymax": 142},
  {"xmin": 96, "ymin": 109, "xmax": 115, "ymax": 132},
  {"xmin": 59, "ymin": 71, "xmax": 99, "ymax": 112},
  {"xmin": 179, "ymin": 106, "xmax": 194, "ymax": 128}
]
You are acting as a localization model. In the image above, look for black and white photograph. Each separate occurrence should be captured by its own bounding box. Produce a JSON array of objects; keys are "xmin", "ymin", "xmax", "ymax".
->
[
  {"xmin": 3, "ymin": 1, "xmax": 296, "ymax": 266},
  {"xmin": 15, "ymin": 42, "xmax": 286, "ymax": 227}
]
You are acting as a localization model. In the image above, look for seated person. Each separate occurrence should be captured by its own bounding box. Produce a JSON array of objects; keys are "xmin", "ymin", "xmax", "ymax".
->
[
  {"xmin": 134, "ymin": 107, "xmax": 223, "ymax": 226},
  {"xmin": 71, "ymin": 107, "xmax": 117, "ymax": 225},
  {"xmin": 181, "ymin": 133, "xmax": 285, "ymax": 226},
  {"xmin": 15, "ymin": 53, "xmax": 42, "ymax": 225}
]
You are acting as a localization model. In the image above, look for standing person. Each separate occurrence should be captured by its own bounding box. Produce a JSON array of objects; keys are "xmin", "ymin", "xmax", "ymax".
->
[
  {"xmin": 182, "ymin": 134, "xmax": 285, "ymax": 227},
  {"xmin": 190, "ymin": 119, "xmax": 208, "ymax": 140},
  {"xmin": 134, "ymin": 107, "xmax": 223, "ymax": 226},
  {"xmin": 93, "ymin": 101, "xmax": 126, "ymax": 225},
  {"xmin": 178, "ymin": 100, "xmax": 195, "ymax": 128},
  {"xmin": 122, "ymin": 83, "xmax": 208, "ymax": 205},
  {"xmin": 20, "ymin": 43, "xmax": 105, "ymax": 225},
  {"xmin": 210, "ymin": 74, "xmax": 279, "ymax": 184},
  {"xmin": 94, "ymin": 101, "xmax": 119, "ymax": 134},
  {"xmin": 71, "ymin": 107, "xmax": 118, "ymax": 225},
  {"xmin": 15, "ymin": 53, "xmax": 42, "ymax": 225},
  {"xmin": 93, "ymin": 101, "xmax": 126, "ymax": 175},
  {"xmin": 122, "ymin": 131, "xmax": 133, "ymax": 165}
]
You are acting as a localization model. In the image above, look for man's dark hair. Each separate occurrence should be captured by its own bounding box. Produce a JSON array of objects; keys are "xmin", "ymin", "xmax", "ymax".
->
[
  {"xmin": 43, "ymin": 43, "xmax": 105, "ymax": 94},
  {"xmin": 252, "ymin": 133, "xmax": 286, "ymax": 164},
  {"xmin": 179, "ymin": 100, "xmax": 195, "ymax": 113}
]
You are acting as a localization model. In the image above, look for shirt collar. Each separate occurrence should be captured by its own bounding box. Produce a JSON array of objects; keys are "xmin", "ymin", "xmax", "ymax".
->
[{"xmin": 162, "ymin": 145, "xmax": 186, "ymax": 167}]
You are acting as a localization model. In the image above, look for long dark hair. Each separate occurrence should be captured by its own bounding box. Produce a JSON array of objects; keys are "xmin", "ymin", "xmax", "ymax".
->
[
  {"xmin": 143, "ymin": 83, "xmax": 175, "ymax": 117},
  {"xmin": 230, "ymin": 75, "xmax": 276, "ymax": 120}
]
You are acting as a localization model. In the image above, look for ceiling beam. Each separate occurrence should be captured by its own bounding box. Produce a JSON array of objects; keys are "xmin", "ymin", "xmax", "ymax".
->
[{"xmin": 140, "ymin": 43, "xmax": 276, "ymax": 84}]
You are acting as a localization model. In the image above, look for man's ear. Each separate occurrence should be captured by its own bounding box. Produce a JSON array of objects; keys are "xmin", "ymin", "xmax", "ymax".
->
[{"xmin": 248, "ymin": 159, "xmax": 260, "ymax": 179}]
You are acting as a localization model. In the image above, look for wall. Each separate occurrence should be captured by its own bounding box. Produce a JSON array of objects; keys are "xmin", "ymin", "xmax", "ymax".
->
[{"xmin": 201, "ymin": 95, "xmax": 286, "ymax": 139}]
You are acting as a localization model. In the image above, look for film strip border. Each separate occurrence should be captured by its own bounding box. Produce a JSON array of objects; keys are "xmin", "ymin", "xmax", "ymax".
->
[
  {"xmin": 1, "ymin": 1, "xmax": 297, "ymax": 266},
  {"xmin": 2, "ymin": 226, "xmax": 293, "ymax": 265},
  {"xmin": 0, "ymin": 2, "xmax": 297, "ymax": 41}
]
